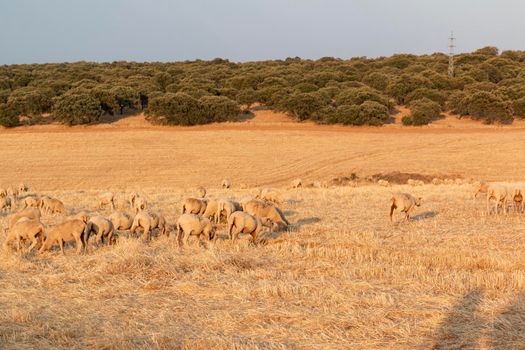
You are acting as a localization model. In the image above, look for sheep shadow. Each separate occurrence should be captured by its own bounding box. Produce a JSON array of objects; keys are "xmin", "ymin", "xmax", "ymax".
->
[
  {"xmin": 432, "ymin": 288, "xmax": 485, "ymax": 349},
  {"xmin": 283, "ymin": 210, "xmax": 298, "ymax": 217},
  {"xmin": 411, "ymin": 211, "xmax": 438, "ymax": 221},
  {"xmin": 293, "ymin": 217, "xmax": 321, "ymax": 230}
]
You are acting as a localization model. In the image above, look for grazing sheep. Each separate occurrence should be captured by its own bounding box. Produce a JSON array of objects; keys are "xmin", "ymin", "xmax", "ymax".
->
[
  {"xmin": 486, "ymin": 183, "xmax": 509, "ymax": 215},
  {"xmin": 181, "ymin": 197, "xmax": 207, "ymax": 215},
  {"xmin": 291, "ymin": 178, "xmax": 302, "ymax": 189},
  {"xmin": 86, "ymin": 215, "xmax": 116, "ymax": 245},
  {"xmin": 132, "ymin": 196, "xmax": 147, "ymax": 214},
  {"xmin": 46, "ymin": 198, "xmax": 67, "ymax": 214},
  {"xmin": 216, "ymin": 199, "xmax": 240, "ymax": 224},
  {"xmin": 196, "ymin": 187, "xmax": 207, "ymax": 198},
  {"xmin": 7, "ymin": 208, "xmax": 41, "ymax": 233},
  {"xmin": 18, "ymin": 183, "xmax": 28, "ymax": 193},
  {"xmin": 21, "ymin": 196, "xmax": 40, "ymax": 209},
  {"xmin": 202, "ymin": 198, "xmax": 219, "ymax": 222},
  {"xmin": 221, "ymin": 179, "xmax": 231, "ymax": 189},
  {"xmin": 377, "ymin": 179, "xmax": 390, "ymax": 187},
  {"xmin": 390, "ymin": 193, "xmax": 422, "ymax": 222},
  {"xmin": 109, "ymin": 212, "xmax": 133, "ymax": 230},
  {"xmin": 0, "ymin": 188, "xmax": 6, "ymax": 197},
  {"xmin": 255, "ymin": 188, "xmax": 282, "ymax": 204},
  {"xmin": 443, "ymin": 178, "xmax": 455, "ymax": 185},
  {"xmin": 3, "ymin": 218, "xmax": 45, "ymax": 253},
  {"xmin": 510, "ymin": 183, "xmax": 525, "ymax": 213},
  {"xmin": 313, "ymin": 181, "xmax": 328, "ymax": 188},
  {"xmin": 473, "ymin": 181, "xmax": 489, "ymax": 199},
  {"xmin": 7, "ymin": 187, "xmax": 19, "ymax": 200},
  {"xmin": 98, "ymin": 192, "xmax": 115, "ymax": 210},
  {"xmin": 227, "ymin": 211, "xmax": 270, "ymax": 243},
  {"xmin": 242, "ymin": 199, "xmax": 289, "ymax": 231},
  {"xmin": 39, "ymin": 218, "xmax": 90, "ymax": 255},
  {"xmin": 455, "ymin": 178, "xmax": 465, "ymax": 185},
  {"xmin": 0, "ymin": 196, "xmax": 13, "ymax": 212},
  {"xmin": 130, "ymin": 211, "xmax": 167, "ymax": 241},
  {"xmin": 431, "ymin": 178, "xmax": 442, "ymax": 185},
  {"xmin": 176, "ymin": 214, "xmax": 214, "ymax": 246}
]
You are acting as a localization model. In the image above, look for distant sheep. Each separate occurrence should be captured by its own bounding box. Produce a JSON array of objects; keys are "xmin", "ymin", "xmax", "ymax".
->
[
  {"xmin": 486, "ymin": 183, "xmax": 508, "ymax": 215},
  {"xmin": 222, "ymin": 179, "xmax": 231, "ymax": 189},
  {"xmin": 18, "ymin": 183, "xmax": 28, "ymax": 193},
  {"xmin": 431, "ymin": 178, "xmax": 442, "ymax": 185},
  {"xmin": 0, "ymin": 188, "xmax": 6, "ymax": 197},
  {"xmin": 176, "ymin": 213, "xmax": 215, "ymax": 246},
  {"xmin": 3, "ymin": 218, "xmax": 45, "ymax": 253},
  {"xmin": 0, "ymin": 196, "xmax": 14, "ymax": 212},
  {"xmin": 242, "ymin": 199, "xmax": 289, "ymax": 231},
  {"xmin": 254, "ymin": 188, "xmax": 282, "ymax": 205},
  {"xmin": 181, "ymin": 197, "xmax": 207, "ymax": 215},
  {"xmin": 7, "ymin": 187, "xmax": 19, "ymax": 200},
  {"xmin": 509, "ymin": 182, "xmax": 525, "ymax": 213},
  {"xmin": 291, "ymin": 179, "xmax": 302, "ymax": 189},
  {"xmin": 228, "ymin": 211, "xmax": 270, "ymax": 243},
  {"xmin": 390, "ymin": 193, "xmax": 421, "ymax": 222},
  {"xmin": 313, "ymin": 181, "xmax": 328, "ymax": 188},
  {"xmin": 377, "ymin": 179, "xmax": 390, "ymax": 187},
  {"xmin": 473, "ymin": 181, "xmax": 489, "ymax": 199},
  {"xmin": 98, "ymin": 192, "xmax": 115, "ymax": 210}
]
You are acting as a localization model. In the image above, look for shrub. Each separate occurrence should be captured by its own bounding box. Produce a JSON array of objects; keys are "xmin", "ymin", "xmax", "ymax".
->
[
  {"xmin": 335, "ymin": 87, "xmax": 388, "ymax": 107},
  {"xmin": 401, "ymin": 116, "xmax": 413, "ymax": 126},
  {"xmin": 7, "ymin": 87, "xmax": 54, "ymax": 115},
  {"xmin": 335, "ymin": 105, "xmax": 361, "ymax": 125},
  {"xmin": 358, "ymin": 101, "xmax": 390, "ymax": 126},
  {"xmin": 199, "ymin": 96, "xmax": 241, "ymax": 122},
  {"xmin": 145, "ymin": 93, "xmax": 206, "ymax": 126},
  {"xmin": 404, "ymin": 98, "xmax": 441, "ymax": 126},
  {"xmin": 53, "ymin": 93, "xmax": 103, "ymax": 125},
  {"xmin": 282, "ymin": 92, "xmax": 324, "ymax": 121},
  {"xmin": 0, "ymin": 103, "xmax": 20, "ymax": 127},
  {"xmin": 406, "ymin": 88, "xmax": 446, "ymax": 108},
  {"xmin": 463, "ymin": 91, "xmax": 513, "ymax": 124},
  {"xmin": 512, "ymin": 97, "xmax": 525, "ymax": 118}
]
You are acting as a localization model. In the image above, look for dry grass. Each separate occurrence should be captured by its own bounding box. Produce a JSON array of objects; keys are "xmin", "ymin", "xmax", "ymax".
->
[{"xmin": 2, "ymin": 114, "xmax": 525, "ymax": 349}]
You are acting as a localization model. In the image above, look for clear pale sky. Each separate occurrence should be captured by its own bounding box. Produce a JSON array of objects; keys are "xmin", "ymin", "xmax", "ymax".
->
[{"xmin": 1, "ymin": 0, "xmax": 523, "ymax": 64}]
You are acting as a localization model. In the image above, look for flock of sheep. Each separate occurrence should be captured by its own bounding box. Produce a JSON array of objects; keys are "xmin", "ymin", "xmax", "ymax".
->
[{"xmin": 0, "ymin": 181, "xmax": 290, "ymax": 255}]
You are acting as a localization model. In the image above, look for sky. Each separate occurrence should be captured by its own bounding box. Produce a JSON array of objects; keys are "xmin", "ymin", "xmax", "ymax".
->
[{"xmin": 1, "ymin": 0, "xmax": 524, "ymax": 64}]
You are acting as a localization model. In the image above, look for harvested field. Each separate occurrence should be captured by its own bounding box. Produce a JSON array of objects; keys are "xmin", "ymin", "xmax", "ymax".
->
[{"xmin": 1, "ymin": 112, "xmax": 525, "ymax": 349}]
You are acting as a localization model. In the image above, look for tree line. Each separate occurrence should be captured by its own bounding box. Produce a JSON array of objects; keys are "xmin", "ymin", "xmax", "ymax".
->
[{"xmin": 1, "ymin": 46, "xmax": 525, "ymax": 127}]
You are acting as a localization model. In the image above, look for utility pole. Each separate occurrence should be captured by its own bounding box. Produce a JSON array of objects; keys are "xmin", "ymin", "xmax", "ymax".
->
[{"xmin": 448, "ymin": 31, "xmax": 455, "ymax": 78}]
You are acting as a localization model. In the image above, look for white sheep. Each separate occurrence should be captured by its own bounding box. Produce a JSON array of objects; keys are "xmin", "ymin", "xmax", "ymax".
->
[
  {"xmin": 98, "ymin": 192, "xmax": 115, "ymax": 210},
  {"xmin": 108, "ymin": 212, "xmax": 133, "ymax": 230},
  {"xmin": 3, "ymin": 218, "xmax": 45, "ymax": 253},
  {"xmin": 486, "ymin": 183, "xmax": 508, "ymax": 215},
  {"xmin": 181, "ymin": 197, "xmax": 207, "ymax": 215},
  {"xmin": 390, "ymin": 193, "xmax": 422, "ymax": 222},
  {"xmin": 377, "ymin": 179, "xmax": 390, "ymax": 187},
  {"xmin": 227, "ymin": 211, "xmax": 270, "ymax": 243},
  {"xmin": 221, "ymin": 179, "xmax": 231, "ymax": 189},
  {"xmin": 176, "ymin": 213, "xmax": 215, "ymax": 246}
]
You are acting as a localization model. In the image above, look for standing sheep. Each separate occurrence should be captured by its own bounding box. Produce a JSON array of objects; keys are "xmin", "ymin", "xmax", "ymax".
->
[
  {"xmin": 130, "ymin": 211, "xmax": 167, "ymax": 241},
  {"xmin": 196, "ymin": 187, "xmax": 207, "ymax": 198},
  {"xmin": 390, "ymin": 193, "xmax": 422, "ymax": 222},
  {"xmin": 18, "ymin": 183, "xmax": 28, "ymax": 193},
  {"xmin": 227, "ymin": 211, "xmax": 270, "ymax": 243},
  {"xmin": 3, "ymin": 218, "xmax": 45, "ymax": 253},
  {"xmin": 221, "ymin": 179, "xmax": 231, "ymax": 189},
  {"xmin": 377, "ymin": 179, "xmax": 390, "ymax": 187},
  {"xmin": 176, "ymin": 214, "xmax": 215, "ymax": 246},
  {"xmin": 202, "ymin": 198, "xmax": 219, "ymax": 222},
  {"xmin": 109, "ymin": 212, "xmax": 133, "ymax": 231},
  {"xmin": 486, "ymin": 184, "xmax": 508, "ymax": 215},
  {"xmin": 291, "ymin": 179, "xmax": 302, "ymax": 189},
  {"xmin": 0, "ymin": 188, "xmax": 6, "ymax": 197},
  {"xmin": 39, "ymin": 217, "xmax": 90, "ymax": 255},
  {"xmin": 133, "ymin": 197, "xmax": 147, "ymax": 214},
  {"xmin": 242, "ymin": 199, "xmax": 289, "ymax": 231},
  {"xmin": 98, "ymin": 192, "xmax": 115, "ymax": 210},
  {"xmin": 255, "ymin": 188, "xmax": 282, "ymax": 205},
  {"xmin": 0, "ymin": 196, "xmax": 13, "ymax": 212},
  {"xmin": 181, "ymin": 197, "xmax": 207, "ymax": 215},
  {"xmin": 46, "ymin": 198, "xmax": 67, "ymax": 214},
  {"xmin": 216, "ymin": 199, "xmax": 240, "ymax": 224},
  {"xmin": 86, "ymin": 215, "xmax": 116, "ymax": 246},
  {"xmin": 6, "ymin": 208, "xmax": 41, "ymax": 233}
]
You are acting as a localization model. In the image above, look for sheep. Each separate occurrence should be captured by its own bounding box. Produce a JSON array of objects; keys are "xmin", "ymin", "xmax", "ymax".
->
[
  {"xmin": 291, "ymin": 178, "xmax": 302, "ymax": 189},
  {"xmin": 221, "ymin": 179, "xmax": 231, "ymax": 189},
  {"xmin": 46, "ymin": 198, "xmax": 67, "ymax": 214},
  {"xmin": 86, "ymin": 215, "xmax": 116, "ymax": 245},
  {"xmin": 98, "ymin": 192, "xmax": 115, "ymax": 210},
  {"xmin": 377, "ymin": 179, "xmax": 390, "ymax": 187},
  {"xmin": 431, "ymin": 178, "xmax": 442, "ymax": 185},
  {"xmin": 18, "ymin": 183, "xmax": 28, "ymax": 193},
  {"xmin": 227, "ymin": 211, "xmax": 271, "ymax": 243},
  {"xmin": 313, "ymin": 181, "xmax": 328, "ymax": 188},
  {"xmin": 486, "ymin": 183, "xmax": 508, "ymax": 215},
  {"xmin": 242, "ymin": 199, "xmax": 289, "ymax": 231},
  {"xmin": 7, "ymin": 187, "xmax": 19, "ymax": 200},
  {"xmin": 254, "ymin": 188, "xmax": 282, "ymax": 205},
  {"xmin": 473, "ymin": 181, "xmax": 489, "ymax": 199},
  {"xmin": 216, "ymin": 199, "xmax": 240, "ymax": 224},
  {"xmin": 181, "ymin": 197, "xmax": 207, "ymax": 215},
  {"xmin": 132, "ymin": 196, "xmax": 147, "ymax": 214},
  {"xmin": 7, "ymin": 208, "xmax": 41, "ymax": 233},
  {"xmin": 130, "ymin": 211, "xmax": 167, "ymax": 241},
  {"xmin": 390, "ymin": 193, "xmax": 422, "ymax": 222},
  {"xmin": 0, "ymin": 188, "xmax": 6, "ymax": 197},
  {"xmin": 443, "ymin": 178, "xmax": 455, "ymax": 185},
  {"xmin": 109, "ymin": 212, "xmax": 133, "ymax": 231},
  {"xmin": 21, "ymin": 196, "xmax": 41, "ymax": 209},
  {"xmin": 39, "ymin": 217, "xmax": 90, "ymax": 255},
  {"xmin": 196, "ymin": 186, "xmax": 207, "ymax": 198},
  {"xmin": 202, "ymin": 198, "xmax": 219, "ymax": 222},
  {"xmin": 0, "ymin": 196, "xmax": 13, "ymax": 212},
  {"xmin": 3, "ymin": 218, "xmax": 45, "ymax": 253},
  {"xmin": 509, "ymin": 183, "xmax": 525, "ymax": 213},
  {"xmin": 176, "ymin": 214, "xmax": 215, "ymax": 246}
]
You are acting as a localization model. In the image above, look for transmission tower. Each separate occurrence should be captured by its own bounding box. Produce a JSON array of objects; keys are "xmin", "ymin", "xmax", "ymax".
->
[{"xmin": 448, "ymin": 31, "xmax": 455, "ymax": 77}]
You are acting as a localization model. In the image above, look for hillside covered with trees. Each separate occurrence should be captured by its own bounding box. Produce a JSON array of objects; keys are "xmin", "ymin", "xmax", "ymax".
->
[{"xmin": 1, "ymin": 46, "xmax": 525, "ymax": 127}]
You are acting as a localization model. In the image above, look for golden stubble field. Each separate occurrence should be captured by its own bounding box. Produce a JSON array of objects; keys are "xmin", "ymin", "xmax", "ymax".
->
[{"xmin": 2, "ymin": 112, "xmax": 525, "ymax": 349}]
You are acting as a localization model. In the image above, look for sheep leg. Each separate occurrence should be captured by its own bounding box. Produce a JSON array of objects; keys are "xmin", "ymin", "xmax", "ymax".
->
[
  {"xmin": 183, "ymin": 230, "xmax": 191, "ymax": 246},
  {"xmin": 59, "ymin": 239, "xmax": 65, "ymax": 255},
  {"xmin": 27, "ymin": 236, "xmax": 39, "ymax": 252},
  {"xmin": 75, "ymin": 236, "xmax": 84, "ymax": 254}
]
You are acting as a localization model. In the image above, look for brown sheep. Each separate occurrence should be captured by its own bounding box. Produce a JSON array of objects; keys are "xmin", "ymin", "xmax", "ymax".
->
[
  {"xmin": 7, "ymin": 208, "xmax": 41, "ymax": 233},
  {"xmin": 202, "ymin": 198, "xmax": 219, "ymax": 222},
  {"xmin": 221, "ymin": 179, "xmax": 231, "ymax": 189},
  {"xmin": 509, "ymin": 182, "xmax": 525, "ymax": 213},
  {"xmin": 130, "ymin": 211, "xmax": 167, "ymax": 241},
  {"xmin": 86, "ymin": 215, "xmax": 116, "ymax": 245},
  {"xmin": 254, "ymin": 188, "xmax": 282, "ymax": 205},
  {"xmin": 39, "ymin": 218, "xmax": 90, "ymax": 255},
  {"xmin": 242, "ymin": 199, "xmax": 289, "ymax": 230},
  {"xmin": 473, "ymin": 181, "xmax": 489, "ymax": 199},
  {"xmin": 0, "ymin": 188, "xmax": 6, "ymax": 197},
  {"xmin": 18, "ymin": 183, "xmax": 28, "ymax": 193},
  {"xmin": 227, "ymin": 211, "xmax": 270, "ymax": 243},
  {"xmin": 176, "ymin": 214, "xmax": 214, "ymax": 246},
  {"xmin": 390, "ymin": 193, "xmax": 422, "ymax": 222},
  {"xmin": 109, "ymin": 212, "xmax": 133, "ymax": 230},
  {"xmin": 181, "ymin": 197, "xmax": 207, "ymax": 215},
  {"xmin": 4, "ymin": 218, "xmax": 45, "ymax": 253},
  {"xmin": 98, "ymin": 192, "xmax": 115, "ymax": 210},
  {"xmin": 486, "ymin": 183, "xmax": 508, "ymax": 215},
  {"xmin": 45, "ymin": 198, "xmax": 67, "ymax": 214},
  {"xmin": 216, "ymin": 199, "xmax": 241, "ymax": 224}
]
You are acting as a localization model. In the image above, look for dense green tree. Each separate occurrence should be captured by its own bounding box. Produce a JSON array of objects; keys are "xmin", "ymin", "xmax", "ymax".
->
[
  {"xmin": 53, "ymin": 93, "xmax": 103, "ymax": 125},
  {"xmin": 146, "ymin": 93, "xmax": 206, "ymax": 125},
  {"xmin": 403, "ymin": 98, "xmax": 442, "ymax": 126},
  {"xmin": 200, "ymin": 95, "xmax": 241, "ymax": 122}
]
